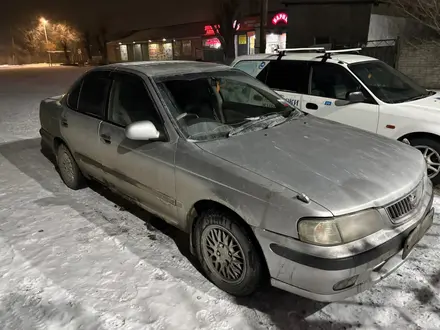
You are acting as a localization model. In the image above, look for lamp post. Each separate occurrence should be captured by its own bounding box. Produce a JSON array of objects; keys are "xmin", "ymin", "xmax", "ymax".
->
[{"xmin": 40, "ymin": 17, "xmax": 52, "ymax": 66}]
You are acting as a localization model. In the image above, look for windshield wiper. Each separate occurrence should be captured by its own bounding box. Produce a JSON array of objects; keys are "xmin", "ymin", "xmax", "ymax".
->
[{"xmin": 228, "ymin": 114, "xmax": 281, "ymax": 137}]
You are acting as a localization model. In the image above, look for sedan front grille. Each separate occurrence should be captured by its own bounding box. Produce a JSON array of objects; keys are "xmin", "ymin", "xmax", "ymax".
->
[{"xmin": 386, "ymin": 181, "xmax": 423, "ymax": 223}]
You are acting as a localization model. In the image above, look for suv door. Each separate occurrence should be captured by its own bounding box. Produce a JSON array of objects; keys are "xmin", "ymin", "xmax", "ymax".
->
[
  {"xmin": 61, "ymin": 70, "xmax": 112, "ymax": 181},
  {"xmin": 233, "ymin": 59, "xmax": 309, "ymax": 109},
  {"xmin": 264, "ymin": 60, "xmax": 310, "ymax": 109},
  {"xmin": 98, "ymin": 71, "xmax": 178, "ymax": 223},
  {"xmin": 303, "ymin": 62, "xmax": 379, "ymax": 133}
]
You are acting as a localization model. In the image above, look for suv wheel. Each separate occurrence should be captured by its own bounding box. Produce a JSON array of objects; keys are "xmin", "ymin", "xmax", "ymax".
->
[
  {"xmin": 57, "ymin": 144, "xmax": 86, "ymax": 190},
  {"xmin": 410, "ymin": 137, "xmax": 440, "ymax": 185},
  {"xmin": 194, "ymin": 209, "xmax": 266, "ymax": 296}
]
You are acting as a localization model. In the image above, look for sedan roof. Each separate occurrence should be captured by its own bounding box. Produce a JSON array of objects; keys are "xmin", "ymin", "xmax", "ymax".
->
[{"xmin": 104, "ymin": 61, "xmax": 232, "ymax": 78}]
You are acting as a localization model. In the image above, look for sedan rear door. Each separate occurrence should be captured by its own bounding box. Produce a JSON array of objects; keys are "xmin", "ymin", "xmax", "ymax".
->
[{"xmin": 60, "ymin": 70, "xmax": 112, "ymax": 181}]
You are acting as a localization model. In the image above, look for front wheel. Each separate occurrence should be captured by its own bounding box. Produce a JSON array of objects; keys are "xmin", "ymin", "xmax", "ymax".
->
[
  {"xmin": 410, "ymin": 137, "xmax": 440, "ymax": 185},
  {"xmin": 194, "ymin": 209, "xmax": 266, "ymax": 296}
]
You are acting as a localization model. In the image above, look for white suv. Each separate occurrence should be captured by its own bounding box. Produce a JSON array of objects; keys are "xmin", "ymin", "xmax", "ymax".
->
[{"xmin": 231, "ymin": 49, "xmax": 440, "ymax": 184}]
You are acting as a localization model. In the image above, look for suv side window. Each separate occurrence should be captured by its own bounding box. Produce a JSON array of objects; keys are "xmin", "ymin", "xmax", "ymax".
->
[
  {"xmin": 310, "ymin": 63, "xmax": 361, "ymax": 100},
  {"xmin": 108, "ymin": 73, "xmax": 163, "ymax": 129},
  {"xmin": 265, "ymin": 61, "xmax": 310, "ymax": 94},
  {"xmin": 77, "ymin": 71, "xmax": 111, "ymax": 119},
  {"xmin": 233, "ymin": 60, "xmax": 269, "ymax": 84}
]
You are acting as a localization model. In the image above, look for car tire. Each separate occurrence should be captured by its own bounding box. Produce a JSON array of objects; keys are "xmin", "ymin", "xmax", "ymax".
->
[
  {"xmin": 409, "ymin": 137, "xmax": 440, "ymax": 185},
  {"xmin": 57, "ymin": 143, "xmax": 86, "ymax": 190},
  {"xmin": 194, "ymin": 209, "xmax": 266, "ymax": 296}
]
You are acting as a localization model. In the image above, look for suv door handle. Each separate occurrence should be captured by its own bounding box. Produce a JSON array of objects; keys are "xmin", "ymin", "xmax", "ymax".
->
[
  {"xmin": 100, "ymin": 134, "xmax": 111, "ymax": 144},
  {"xmin": 61, "ymin": 118, "xmax": 68, "ymax": 127},
  {"xmin": 306, "ymin": 103, "xmax": 318, "ymax": 110}
]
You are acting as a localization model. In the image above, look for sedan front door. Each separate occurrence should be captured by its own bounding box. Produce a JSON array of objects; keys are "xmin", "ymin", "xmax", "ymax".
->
[{"xmin": 97, "ymin": 71, "xmax": 178, "ymax": 224}]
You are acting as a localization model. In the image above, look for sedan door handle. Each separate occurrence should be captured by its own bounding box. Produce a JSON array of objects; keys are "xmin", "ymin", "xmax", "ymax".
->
[
  {"xmin": 61, "ymin": 118, "xmax": 68, "ymax": 127},
  {"xmin": 306, "ymin": 103, "xmax": 318, "ymax": 110},
  {"xmin": 100, "ymin": 134, "xmax": 111, "ymax": 144}
]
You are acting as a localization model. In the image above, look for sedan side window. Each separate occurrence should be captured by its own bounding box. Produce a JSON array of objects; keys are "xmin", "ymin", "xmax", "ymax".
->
[
  {"xmin": 66, "ymin": 81, "xmax": 82, "ymax": 110},
  {"xmin": 108, "ymin": 74, "xmax": 162, "ymax": 129},
  {"xmin": 310, "ymin": 64, "xmax": 361, "ymax": 100},
  {"xmin": 77, "ymin": 72, "xmax": 111, "ymax": 119}
]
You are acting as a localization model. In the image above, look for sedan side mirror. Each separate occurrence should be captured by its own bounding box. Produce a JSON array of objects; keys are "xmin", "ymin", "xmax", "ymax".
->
[
  {"xmin": 334, "ymin": 91, "xmax": 366, "ymax": 106},
  {"xmin": 125, "ymin": 121, "xmax": 160, "ymax": 141}
]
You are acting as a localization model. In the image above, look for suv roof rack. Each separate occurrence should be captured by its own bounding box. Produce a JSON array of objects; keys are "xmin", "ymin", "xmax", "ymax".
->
[
  {"xmin": 274, "ymin": 47, "xmax": 325, "ymax": 60},
  {"xmin": 320, "ymin": 48, "xmax": 362, "ymax": 62}
]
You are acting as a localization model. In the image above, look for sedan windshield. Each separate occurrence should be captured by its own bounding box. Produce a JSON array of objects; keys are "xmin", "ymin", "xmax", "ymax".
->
[
  {"xmin": 349, "ymin": 61, "xmax": 433, "ymax": 104},
  {"xmin": 155, "ymin": 70, "xmax": 302, "ymax": 141}
]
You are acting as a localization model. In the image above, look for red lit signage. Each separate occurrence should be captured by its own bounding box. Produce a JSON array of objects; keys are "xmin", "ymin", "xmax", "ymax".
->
[
  {"xmin": 272, "ymin": 12, "xmax": 288, "ymax": 25},
  {"xmin": 204, "ymin": 25, "xmax": 219, "ymax": 36},
  {"xmin": 204, "ymin": 22, "xmax": 240, "ymax": 36}
]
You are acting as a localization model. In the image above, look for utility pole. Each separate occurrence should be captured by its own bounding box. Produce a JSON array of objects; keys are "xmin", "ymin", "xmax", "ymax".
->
[
  {"xmin": 10, "ymin": 27, "xmax": 15, "ymax": 65},
  {"xmin": 40, "ymin": 18, "xmax": 52, "ymax": 66},
  {"xmin": 259, "ymin": 0, "xmax": 268, "ymax": 54}
]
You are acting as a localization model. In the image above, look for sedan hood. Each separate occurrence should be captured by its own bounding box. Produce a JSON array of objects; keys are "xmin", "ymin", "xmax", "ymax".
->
[{"xmin": 197, "ymin": 116, "xmax": 425, "ymax": 215}]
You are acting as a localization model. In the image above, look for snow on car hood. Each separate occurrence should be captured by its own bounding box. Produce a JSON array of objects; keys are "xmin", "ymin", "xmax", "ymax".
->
[{"xmin": 197, "ymin": 116, "xmax": 426, "ymax": 216}]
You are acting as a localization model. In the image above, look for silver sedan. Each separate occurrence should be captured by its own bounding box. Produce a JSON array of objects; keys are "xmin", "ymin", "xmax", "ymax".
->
[{"xmin": 39, "ymin": 61, "xmax": 434, "ymax": 302}]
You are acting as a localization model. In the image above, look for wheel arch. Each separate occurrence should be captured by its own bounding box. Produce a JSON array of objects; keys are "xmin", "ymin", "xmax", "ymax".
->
[
  {"xmin": 187, "ymin": 199, "xmax": 270, "ymax": 277},
  {"xmin": 398, "ymin": 131, "xmax": 440, "ymax": 143}
]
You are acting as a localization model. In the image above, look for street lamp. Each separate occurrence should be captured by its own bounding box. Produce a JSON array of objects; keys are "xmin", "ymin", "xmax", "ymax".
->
[{"xmin": 40, "ymin": 17, "xmax": 52, "ymax": 66}]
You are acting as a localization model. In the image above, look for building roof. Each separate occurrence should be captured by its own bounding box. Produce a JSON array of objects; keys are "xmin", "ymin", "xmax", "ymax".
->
[
  {"xmin": 102, "ymin": 60, "xmax": 231, "ymax": 77},
  {"xmin": 234, "ymin": 52, "xmax": 378, "ymax": 64}
]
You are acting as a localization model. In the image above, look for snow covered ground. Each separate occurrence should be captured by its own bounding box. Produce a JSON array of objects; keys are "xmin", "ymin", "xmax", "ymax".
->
[{"xmin": 0, "ymin": 66, "xmax": 440, "ymax": 330}]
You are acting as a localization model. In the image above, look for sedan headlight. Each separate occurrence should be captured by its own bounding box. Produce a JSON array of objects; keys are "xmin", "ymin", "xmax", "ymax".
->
[{"xmin": 298, "ymin": 209, "xmax": 384, "ymax": 246}]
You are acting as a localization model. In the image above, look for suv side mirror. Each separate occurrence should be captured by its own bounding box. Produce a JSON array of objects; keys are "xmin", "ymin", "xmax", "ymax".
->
[
  {"xmin": 348, "ymin": 91, "xmax": 366, "ymax": 103},
  {"xmin": 125, "ymin": 121, "xmax": 160, "ymax": 141},
  {"xmin": 334, "ymin": 91, "xmax": 366, "ymax": 106}
]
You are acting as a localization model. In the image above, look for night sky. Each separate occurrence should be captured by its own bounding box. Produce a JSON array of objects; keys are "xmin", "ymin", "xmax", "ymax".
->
[{"xmin": 2, "ymin": 0, "xmax": 214, "ymax": 45}]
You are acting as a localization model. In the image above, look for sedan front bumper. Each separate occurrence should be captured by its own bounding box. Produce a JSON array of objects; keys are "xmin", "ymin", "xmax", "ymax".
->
[{"xmin": 254, "ymin": 186, "xmax": 434, "ymax": 302}]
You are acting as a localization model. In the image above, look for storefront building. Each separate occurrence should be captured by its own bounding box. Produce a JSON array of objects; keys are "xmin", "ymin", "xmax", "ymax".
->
[{"xmin": 107, "ymin": 11, "xmax": 290, "ymax": 63}]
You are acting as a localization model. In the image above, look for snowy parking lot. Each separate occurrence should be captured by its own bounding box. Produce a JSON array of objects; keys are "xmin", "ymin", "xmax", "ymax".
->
[{"xmin": 1, "ymin": 66, "xmax": 440, "ymax": 330}]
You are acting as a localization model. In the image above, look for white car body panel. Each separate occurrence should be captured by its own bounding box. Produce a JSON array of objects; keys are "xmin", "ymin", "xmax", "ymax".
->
[{"xmin": 231, "ymin": 54, "xmax": 440, "ymax": 142}]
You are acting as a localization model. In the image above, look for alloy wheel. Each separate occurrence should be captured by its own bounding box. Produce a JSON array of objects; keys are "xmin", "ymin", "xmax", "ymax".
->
[
  {"xmin": 201, "ymin": 225, "xmax": 246, "ymax": 284},
  {"xmin": 415, "ymin": 145, "xmax": 440, "ymax": 179}
]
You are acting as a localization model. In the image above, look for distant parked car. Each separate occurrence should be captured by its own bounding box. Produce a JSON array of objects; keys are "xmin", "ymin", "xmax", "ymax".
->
[
  {"xmin": 231, "ymin": 49, "xmax": 440, "ymax": 184},
  {"xmin": 39, "ymin": 61, "xmax": 433, "ymax": 302}
]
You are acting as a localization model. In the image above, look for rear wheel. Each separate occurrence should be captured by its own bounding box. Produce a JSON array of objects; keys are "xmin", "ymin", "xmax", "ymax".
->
[
  {"xmin": 409, "ymin": 137, "xmax": 440, "ymax": 185},
  {"xmin": 194, "ymin": 209, "xmax": 266, "ymax": 296},
  {"xmin": 57, "ymin": 144, "xmax": 86, "ymax": 190}
]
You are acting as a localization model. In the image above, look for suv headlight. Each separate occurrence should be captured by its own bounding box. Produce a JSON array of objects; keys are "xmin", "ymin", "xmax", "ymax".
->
[{"xmin": 298, "ymin": 209, "xmax": 384, "ymax": 246}]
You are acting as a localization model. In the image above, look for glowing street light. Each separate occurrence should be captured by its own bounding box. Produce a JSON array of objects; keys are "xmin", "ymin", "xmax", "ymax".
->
[{"xmin": 40, "ymin": 17, "xmax": 52, "ymax": 66}]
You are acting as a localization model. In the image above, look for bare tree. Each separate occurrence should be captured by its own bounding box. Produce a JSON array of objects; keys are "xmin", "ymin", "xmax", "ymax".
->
[
  {"xmin": 81, "ymin": 30, "xmax": 93, "ymax": 62},
  {"xmin": 96, "ymin": 26, "xmax": 109, "ymax": 64},
  {"xmin": 211, "ymin": 0, "xmax": 241, "ymax": 63},
  {"xmin": 20, "ymin": 21, "xmax": 45, "ymax": 54},
  {"xmin": 51, "ymin": 22, "xmax": 80, "ymax": 64},
  {"xmin": 388, "ymin": 0, "xmax": 440, "ymax": 34}
]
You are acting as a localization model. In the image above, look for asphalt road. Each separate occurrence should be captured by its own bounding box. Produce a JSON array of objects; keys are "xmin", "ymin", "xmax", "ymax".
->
[{"xmin": 0, "ymin": 65, "xmax": 440, "ymax": 330}]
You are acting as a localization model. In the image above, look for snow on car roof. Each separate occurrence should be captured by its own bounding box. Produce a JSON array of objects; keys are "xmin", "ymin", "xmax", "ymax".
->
[
  {"xmin": 107, "ymin": 61, "xmax": 231, "ymax": 77},
  {"xmin": 234, "ymin": 52, "xmax": 377, "ymax": 65}
]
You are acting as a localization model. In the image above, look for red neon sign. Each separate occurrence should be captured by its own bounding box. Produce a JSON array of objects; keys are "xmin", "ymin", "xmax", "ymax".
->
[
  {"xmin": 272, "ymin": 12, "xmax": 288, "ymax": 25},
  {"xmin": 204, "ymin": 22, "xmax": 240, "ymax": 36}
]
